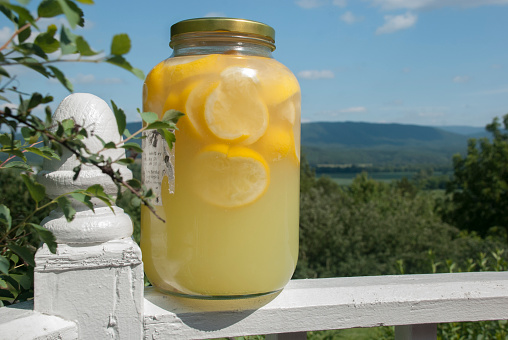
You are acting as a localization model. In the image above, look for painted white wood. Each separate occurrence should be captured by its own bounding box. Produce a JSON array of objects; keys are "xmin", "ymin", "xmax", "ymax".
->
[
  {"xmin": 37, "ymin": 93, "xmax": 133, "ymax": 244},
  {"xmin": 0, "ymin": 301, "xmax": 78, "ymax": 339},
  {"xmin": 32, "ymin": 93, "xmax": 144, "ymax": 339},
  {"xmin": 143, "ymin": 272, "xmax": 508, "ymax": 339},
  {"xmin": 395, "ymin": 324, "xmax": 437, "ymax": 340}
]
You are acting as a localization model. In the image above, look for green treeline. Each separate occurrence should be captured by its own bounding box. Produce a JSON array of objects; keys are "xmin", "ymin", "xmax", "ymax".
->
[{"xmin": 295, "ymin": 158, "xmax": 506, "ymax": 279}]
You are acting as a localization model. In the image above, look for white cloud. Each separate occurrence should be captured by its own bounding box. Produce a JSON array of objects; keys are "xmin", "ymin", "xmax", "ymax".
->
[
  {"xmin": 340, "ymin": 11, "xmax": 364, "ymax": 24},
  {"xmin": 296, "ymin": 0, "xmax": 327, "ymax": 9},
  {"xmin": 340, "ymin": 106, "xmax": 367, "ymax": 113},
  {"xmin": 0, "ymin": 26, "xmax": 13, "ymax": 45},
  {"xmin": 333, "ymin": 0, "xmax": 347, "ymax": 7},
  {"xmin": 298, "ymin": 70, "xmax": 335, "ymax": 79},
  {"xmin": 369, "ymin": 0, "xmax": 508, "ymax": 10},
  {"xmin": 204, "ymin": 12, "xmax": 226, "ymax": 17},
  {"xmin": 453, "ymin": 75, "xmax": 470, "ymax": 83},
  {"xmin": 376, "ymin": 12, "xmax": 417, "ymax": 35}
]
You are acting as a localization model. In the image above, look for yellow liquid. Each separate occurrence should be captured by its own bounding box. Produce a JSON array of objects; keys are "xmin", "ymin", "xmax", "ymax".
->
[{"xmin": 141, "ymin": 54, "xmax": 300, "ymax": 297}]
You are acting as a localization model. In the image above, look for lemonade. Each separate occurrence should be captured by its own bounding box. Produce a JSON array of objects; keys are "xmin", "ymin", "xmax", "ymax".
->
[{"xmin": 141, "ymin": 19, "xmax": 301, "ymax": 297}]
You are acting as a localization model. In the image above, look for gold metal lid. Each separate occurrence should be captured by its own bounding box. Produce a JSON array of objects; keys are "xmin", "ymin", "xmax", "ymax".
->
[{"xmin": 170, "ymin": 17, "xmax": 275, "ymax": 43}]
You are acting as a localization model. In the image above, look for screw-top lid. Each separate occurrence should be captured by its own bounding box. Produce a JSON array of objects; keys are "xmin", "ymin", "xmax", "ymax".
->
[{"xmin": 170, "ymin": 17, "xmax": 275, "ymax": 45}]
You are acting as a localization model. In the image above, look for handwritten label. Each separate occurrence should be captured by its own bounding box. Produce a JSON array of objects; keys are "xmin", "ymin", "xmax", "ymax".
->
[{"xmin": 141, "ymin": 130, "xmax": 175, "ymax": 206}]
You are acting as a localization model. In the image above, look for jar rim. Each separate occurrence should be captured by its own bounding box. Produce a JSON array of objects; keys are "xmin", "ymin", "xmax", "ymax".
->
[{"xmin": 170, "ymin": 17, "xmax": 275, "ymax": 44}]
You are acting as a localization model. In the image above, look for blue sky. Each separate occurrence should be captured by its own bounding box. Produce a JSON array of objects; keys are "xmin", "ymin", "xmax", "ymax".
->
[{"xmin": 2, "ymin": 0, "xmax": 508, "ymax": 127}]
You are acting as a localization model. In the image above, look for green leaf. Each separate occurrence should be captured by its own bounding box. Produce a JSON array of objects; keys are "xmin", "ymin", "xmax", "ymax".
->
[
  {"xmin": 162, "ymin": 109, "xmax": 185, "ymax": 124},
  {"xmin": 38, "ymin": 0, "xmax": 62, "ymax": 17},
  {"xmin": 0, "ymin": 256, "xmax": 9, "ymax": 275},
  {"xmin": 56, "ymin": 196, "xmax": 76, "ymax": 222},
  {"xmin": 0, "ymin": 279, "xmax": 7, "ymax": 289},
  {"xmin": 20, "ymin": 174, "xmax": 46, "ymax": 203},
  {"xmin": 2, "ymin": 2, "xmax": 37, "ymax": 26},
  {"xmin": 3, "ymin": 149, "xmax": 27, "ymax": 162},
  {"xmin": 8, "ymin": 245, "xmax": 35, "ymax": 267},
  {"xmin": 70, "ymin": 192, "xmax": 93, "ymax": 211},
  {"xmin": 18, "ymin": 26, "xmax": 31, "ymax": 43},
  {"xmin": 103, "ymin": 142, "xmax": 116, "ymax": 149},
  {"xmin": 139, "ymin": 111, "xmax": 158, "ymax": 124},
  {"xmin": 115, "ymin": 158, "xmax": 134, "ymax": 165},
  {"xmin": 2, "ymin": 161, "xmax": 32, "ymax": 171},
  {"xmin": 34, "ymin": 25, "xmax": 60, "ymax": 54},
  {"xmin": 0, "ymin": 204, "xmax": 12, "ymax": 229},
  {"xmin": 111, "ymin": 101, "xmax": 126, "ymax": 136},
  {"xmin": 39, "ymin": 146, "xmax": 60, "ymax": 160},
  {"xmin": 0, "ymin": 204, "xmax": 12, "ymax": 230},
  {"xmin": 127, "ymin": 178, "xmax": 141, "ymax": 190},
  {"xmin": 14, "ymin": 42, "xmax": 48, "ymax": 60},
  {"xmin": 145, "ymin": 121, "xmax": 173, "ymax": 130},
  {"xmin": 106, "ymin": 55, "xmax": 144, "ymax": 79},
  {"xmin": 60, "ymin": 25, "xmax": 78, "ymax": 55},
  {"xmin": 56, "ymin": 0, "xmax": 84, "ymax": 28},
  {"xmin": 17, "ymin": 58, "xmax": 50, "ymax": 77},
  {"xmin": 158, "ymin": 128, "xmax": 176, "ymax": 150},
  {"xmin": 0, "ymin": 133, "xmax": 12, "ymax": 145},
  {"xmin": 75, "ymin": 36, "xmax": 98, "ymax": 56},
  {"xmin": 25, "ymin": 147, "xmax": 52, "ymax": 159},
  {"xmin": 110, "ymin": 33, "xmax": 131, "ymax": 55},
  {"xmin": 121, "ymin": 142, "xmax": 143, "ymax": 153},
  {"xmin": 85, "ymin": 184, "xmax": 107, "ymax": 197},
  {"xmin": 30, "ymin": 224, "xmax": 57, "ymax": 253},
  {"xmin": 11, "ymin": 273, "xmax": 32, "ymax": 290},
  {"xmin": 48, "ymin": 66, "xmax": 73, "ymax": 92},
  {"xmin": 0, "ymin": 66, "xmax": 10, "ymax": 77},
  {"xmin": 75, "ymin": 0, "xmax": 94, "ymax": 4}
]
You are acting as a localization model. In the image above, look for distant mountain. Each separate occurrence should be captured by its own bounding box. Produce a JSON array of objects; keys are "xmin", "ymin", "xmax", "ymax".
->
[
  {"xmin": 435, "ymin": 125, "xmax": 487, "ymax": 137},
  {"xmin": 302, "ymin": 121, "xmax": 467, "ymax": 148},
  {"xmin": 124, "ymin": 120, "xmax": 474, "ymax": 167},
  {"xmin": 301, "ymin": 121, "xmax": 471, "ymax": 167}
]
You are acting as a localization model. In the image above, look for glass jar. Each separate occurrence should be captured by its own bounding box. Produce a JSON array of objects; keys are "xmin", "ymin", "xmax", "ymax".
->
[{"xmin": 141, "ymin": 18, "xmax": 301, "ymax": 298}]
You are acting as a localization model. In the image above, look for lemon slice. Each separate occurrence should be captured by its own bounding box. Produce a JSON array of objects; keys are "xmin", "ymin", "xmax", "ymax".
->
[
  {"xmin": 204, "ymin": 67, "xmax": 269, "ymax": 145},
  {"xmin": 193, "ymin": 144, "xmax": 269, "ymax": 208},
  {"xmin": 255, "ymin": 125, "xmax": 293, "ymax": 162},
  {"xmin": 248, "ymin": 58, "xmax": 300, "ymax": 107},
  {"xmin": 143, "ymin": 61, "xmax": 167, "ymax": 113},
  {"xmin": 167, "ymin": 54, "xmax": 220, "ymax": 85},
  {"xmin": 184, "ymin": 80, "xmax": 219, "ymax": 137}
]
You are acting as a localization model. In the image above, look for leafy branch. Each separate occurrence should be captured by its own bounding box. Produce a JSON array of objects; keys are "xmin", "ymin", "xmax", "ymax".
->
[{"xmin": 0, "ymin": 0, "xmax": 182, "ymax": 307}]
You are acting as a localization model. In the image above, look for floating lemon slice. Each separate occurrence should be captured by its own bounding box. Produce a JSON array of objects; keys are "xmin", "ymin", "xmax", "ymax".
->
[
  {"xmin": 167, "ymin": 54, "xmax": 220, "ymax": 85},
  {"xmin": 255, "ymin": 125, "xmax": 293, "ymax": 162},
  {"xmin": 193, "ymin": 144, "xmax": 269, "ymax": 208},
  {"xmin": 248, "ymin": 58, "xmax": 300, "ymax": 107},
  {"xmin": 185, "ymin": 80, "xmax": 219, "ymax": 138},
  {"xmin": 204, "ymin": 67, "xmax": 269, "ymax": 145},
  {"xmin": 143, "ymin": 61, "xmax": 167, "ymax": 113}
]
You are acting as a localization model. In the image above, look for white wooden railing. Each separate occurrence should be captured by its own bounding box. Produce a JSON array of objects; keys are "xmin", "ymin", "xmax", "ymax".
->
[{"xmin": 1, "ymin": 94, "xmax": 507, "ymax": 340}]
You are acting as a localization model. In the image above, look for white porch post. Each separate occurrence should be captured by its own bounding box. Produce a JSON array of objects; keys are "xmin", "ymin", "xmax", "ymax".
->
[{"xmin": 33, "ymin": 93, "xmax": 144, "ymax": 339}]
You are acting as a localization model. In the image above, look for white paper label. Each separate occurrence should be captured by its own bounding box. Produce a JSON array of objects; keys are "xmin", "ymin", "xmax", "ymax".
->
[{"xmin": 141, "ymin": 130, "xmax": 175, "ymax": 206}]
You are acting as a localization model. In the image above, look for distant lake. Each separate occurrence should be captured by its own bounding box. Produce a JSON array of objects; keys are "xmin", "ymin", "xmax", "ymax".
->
[{"xmin": 321, "ymin": 171, "xmax": 418, "ymax": 186}]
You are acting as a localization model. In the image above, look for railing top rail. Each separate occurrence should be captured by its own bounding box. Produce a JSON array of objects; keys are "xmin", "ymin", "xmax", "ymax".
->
[{"xmin": 143, "ymin": 272, "xmax": 508, "ymax": 339}]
